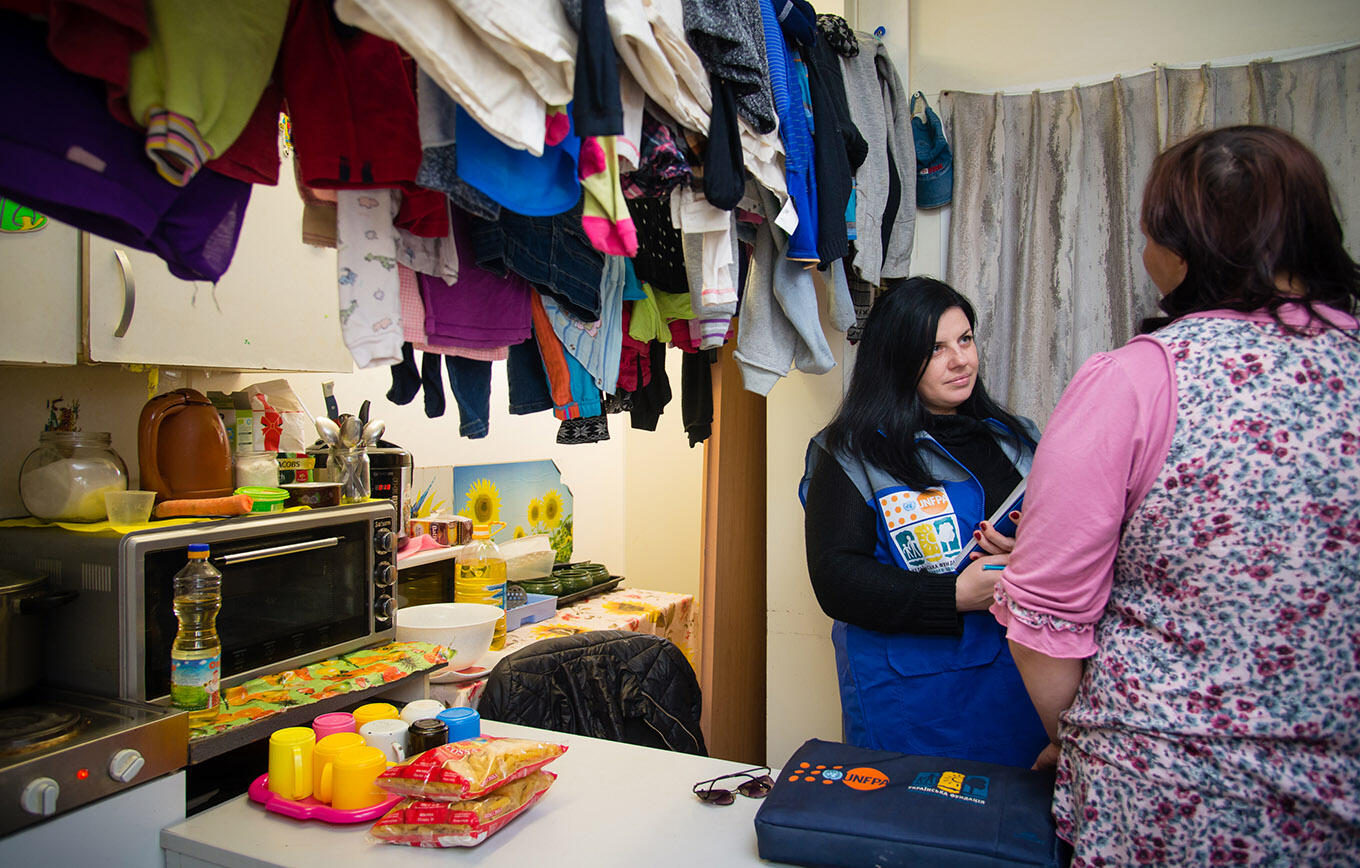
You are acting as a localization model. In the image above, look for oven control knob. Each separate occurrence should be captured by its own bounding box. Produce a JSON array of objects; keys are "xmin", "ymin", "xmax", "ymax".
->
[
  {"xmin": 109, "ymin": 748, "xmax": 146, "ymax": 783},
  {"xmin": 377, "ymin": 563, "xmax": 397, "ymax": 588},
  {"xmin": 20, "ymin": 777, "xmax": 59, "ymax": 816},
  {"xmin": 374, "ymin": 529, "xmax": 396, "ymax": 555},
  {"xmin": 375, "ymin": 594, "xmax": 396, "ymax": 624}
]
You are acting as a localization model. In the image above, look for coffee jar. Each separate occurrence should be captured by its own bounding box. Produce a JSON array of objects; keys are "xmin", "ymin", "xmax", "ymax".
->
[{"xmin": 19, "ymin": 431, "xmax": 128, "ymax": 522}]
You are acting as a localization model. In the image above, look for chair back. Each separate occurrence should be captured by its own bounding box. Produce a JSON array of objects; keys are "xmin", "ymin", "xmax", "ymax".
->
[{"xmin": 479, "ymin": 630, "xmax": 707, "ymax": 755}]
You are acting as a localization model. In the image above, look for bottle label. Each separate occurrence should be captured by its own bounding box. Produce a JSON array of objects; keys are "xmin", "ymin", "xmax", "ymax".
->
[{"xmin": 171, "ymin": 654, "xmax": 221, "ymax": 711}]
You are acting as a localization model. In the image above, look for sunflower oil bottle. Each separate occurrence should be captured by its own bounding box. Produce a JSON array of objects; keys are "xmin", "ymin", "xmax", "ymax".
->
[
  {"xmin": 170, "ymin": 543, "xmax": 222, "ymax": 726},
  {"xmin": 455, "ymin": 524, "xmax": 507, "ymax": 650}
]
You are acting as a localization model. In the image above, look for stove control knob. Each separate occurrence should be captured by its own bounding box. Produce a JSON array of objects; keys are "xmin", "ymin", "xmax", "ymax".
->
[
  {"xmin": 109, "ymin": 748, "xmax": 146, "ymax": 783},
  {"xmin": 20, "ymin": 777, "xmax": 59, "ymax": 816},
  {"xmin": 374, "ymin": 594, "xmax": 396, "ymax": 624},
  {"xmin": 377, "ymin": 563, "xmax": 397, "ymax": 588},
  {"xmin": 375, "ymin": 529, "xmax": 396, "ymax": 555}
]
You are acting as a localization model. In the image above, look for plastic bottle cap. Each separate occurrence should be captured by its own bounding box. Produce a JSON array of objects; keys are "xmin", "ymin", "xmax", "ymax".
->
[{"xmin": 188, "ymin": 543, "xmax": 210, "ymax": 557}]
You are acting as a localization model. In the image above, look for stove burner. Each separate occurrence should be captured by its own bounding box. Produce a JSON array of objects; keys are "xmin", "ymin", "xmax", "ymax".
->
[{"xmin": 0, "ymin": 704, "xmax": 85, "ymax": 757}]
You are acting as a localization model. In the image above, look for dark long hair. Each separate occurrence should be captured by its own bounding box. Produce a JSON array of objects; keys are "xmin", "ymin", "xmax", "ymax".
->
[
  {"xmin": 822, "ymin": 277, "xmax": 1027, "ymax": 490},
  {"xmin": 1140, "ymin": 125, "xmax": 1360, "ymax": 332}
]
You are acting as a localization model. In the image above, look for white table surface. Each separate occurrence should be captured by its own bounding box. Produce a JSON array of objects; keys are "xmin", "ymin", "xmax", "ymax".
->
[{"xmin": 161, "ymin": 721, "xmax": 775, "ymax": 868}]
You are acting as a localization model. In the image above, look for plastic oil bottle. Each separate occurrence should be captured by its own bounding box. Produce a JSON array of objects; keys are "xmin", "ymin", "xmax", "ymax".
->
[
  {"xmin": 170, "ymin": 543, "xmax": 223, "ymax": 725},
  {"xmin": 454, "ymin": 524, "xmax": 507, "ymax": 650}
]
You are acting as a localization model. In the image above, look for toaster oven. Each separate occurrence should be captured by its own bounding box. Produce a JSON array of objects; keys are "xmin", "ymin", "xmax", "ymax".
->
[{"xmin": 0, "ymin": 501, "xmax": 398, "ymax": 702}]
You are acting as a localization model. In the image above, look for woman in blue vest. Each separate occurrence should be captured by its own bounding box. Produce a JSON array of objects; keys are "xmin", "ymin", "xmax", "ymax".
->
[{"xmin": 800, "ymin": 277, "xmax": 1049, "ymax": 768}]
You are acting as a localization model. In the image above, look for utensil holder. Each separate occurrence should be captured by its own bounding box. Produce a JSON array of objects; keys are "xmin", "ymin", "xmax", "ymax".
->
[{"xmin": 329, "ymin": 447, "xmax": 370, "ymax": 503}]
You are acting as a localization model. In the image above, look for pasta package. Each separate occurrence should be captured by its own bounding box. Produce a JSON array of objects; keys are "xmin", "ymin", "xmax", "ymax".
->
[
  {"xmin": 369, "ymin": 770, "xmax": 556, "ymax": 848},
  {"xmin": 376, "ymin": 735, "xmax": 568, "ymax": 801}
]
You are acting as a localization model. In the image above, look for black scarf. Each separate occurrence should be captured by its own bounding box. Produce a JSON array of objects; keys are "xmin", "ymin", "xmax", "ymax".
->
[{"xmin": 925, "ymin": 414, "xmax": 1023, "ymax": 517}]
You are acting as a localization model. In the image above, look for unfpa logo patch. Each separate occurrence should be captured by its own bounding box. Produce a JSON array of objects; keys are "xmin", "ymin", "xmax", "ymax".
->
[
  {"xmin": 843, "ymin": 767, "xmax": 889, "ymax": 791},
  {"xmin": 787, "ymin": 762, "xmax": 889, "ymax": 791},
  {"xmin": 908, "ymin": 770, "xmax": 990, "ymax": 805},
  {"xmin": 916, "ymin": 489, "xmax": 950, "ymax": 515}
]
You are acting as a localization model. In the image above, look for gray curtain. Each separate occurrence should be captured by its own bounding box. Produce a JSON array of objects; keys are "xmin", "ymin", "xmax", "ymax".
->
[{"xmin": 941, "ymin": 44, "xmax": 1360, "ymax": 425}]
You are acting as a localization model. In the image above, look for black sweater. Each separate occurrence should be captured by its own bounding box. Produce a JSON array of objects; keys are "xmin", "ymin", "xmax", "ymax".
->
[{"xmin": 803, "ymin": 418, "xmax": 1023, "ymax": 635}]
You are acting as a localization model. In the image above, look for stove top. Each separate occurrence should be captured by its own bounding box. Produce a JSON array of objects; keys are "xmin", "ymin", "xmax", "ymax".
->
[
  {"xmin": 0, "ymin": 689, "xmax": 188, "ymax": 837},
  {"xmin": 0, "ymin": 703, "xmax": 88, "ymax": 758}
]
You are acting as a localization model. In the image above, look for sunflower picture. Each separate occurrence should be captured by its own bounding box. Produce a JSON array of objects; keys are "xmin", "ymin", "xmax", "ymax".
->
[
  {"xmin": 541, "ymin": 489, "xmax": 564, "ymax": 528},
  {"xmin": 449, "ymin": 460, "xmax": 572, "ymax": 557},
  {"xmin": 460, "ymin": 478, "xmax": 501, "ymax": 525}
]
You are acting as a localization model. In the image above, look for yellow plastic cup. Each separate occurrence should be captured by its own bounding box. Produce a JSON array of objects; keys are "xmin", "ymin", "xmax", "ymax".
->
[
  {"xmin": 352, "ymin": 702, "xmax": 400, "ymax": 730},
  {"xmin": 266, "ymin": 727, "xmax": 315, "ymax": 801},
  {"xmin": 330, "ymin": 745, "xmax": 389, "ymax": 811},
  {"xmin": 312, "ymin": 732, "xmax": 366, "ymax": 804}
]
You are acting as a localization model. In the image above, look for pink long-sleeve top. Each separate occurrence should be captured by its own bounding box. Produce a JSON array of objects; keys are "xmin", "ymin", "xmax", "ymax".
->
[{"xmin": 991, "ymin": 304, "xmax": 1359, "ymax": 659}]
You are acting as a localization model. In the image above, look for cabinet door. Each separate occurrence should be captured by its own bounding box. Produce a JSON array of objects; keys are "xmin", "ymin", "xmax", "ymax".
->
[
  {"xmin": 86, "ymin": 158, "xmax": 353, "ymax": 372},
  {"xmin": 0, "ymin": 208, "xmax": 79, "ymax": 365}
]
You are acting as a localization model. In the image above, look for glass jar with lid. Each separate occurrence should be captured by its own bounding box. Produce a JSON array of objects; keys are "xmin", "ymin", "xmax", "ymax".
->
[
  {"xmin": 233, "ymin": 450, "xmax": 280, "ymax": 488},
  {"xmin": 19, "ymin": 431, "xmax": 129, "ymax": 522}
]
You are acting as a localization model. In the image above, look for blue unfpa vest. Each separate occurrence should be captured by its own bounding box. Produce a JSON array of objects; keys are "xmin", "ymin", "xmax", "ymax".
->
[{"xmin": 801, "ymin": 420, "xmax": 1049, "ymax": 767}]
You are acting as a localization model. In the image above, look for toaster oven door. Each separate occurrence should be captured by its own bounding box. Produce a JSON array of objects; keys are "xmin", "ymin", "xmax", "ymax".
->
[{"xmin": 133, "ymin": 503, "xmax": 394, "ymax": 701}]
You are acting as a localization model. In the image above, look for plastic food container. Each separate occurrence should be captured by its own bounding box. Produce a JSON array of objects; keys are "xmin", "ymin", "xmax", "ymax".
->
[
  {"xmin": 499, "ymin": 534, "xmax": 555, "ymax": 579},
  {"xmin": 281, "ymin": 482, "xmax": 341, "ymax": 509},
  {"xmin": 235, "ymin": 486, "xmax": 289, "ymax": 512},
  {"xmin": 505, "ymin": 593, "xmax": 557, "ymax": 631}
]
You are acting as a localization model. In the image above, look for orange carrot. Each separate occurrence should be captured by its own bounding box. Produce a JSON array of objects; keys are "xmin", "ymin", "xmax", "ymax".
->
[{"xmin": 153, "ymin": 493, "xmax": 254, "ymax": 518}]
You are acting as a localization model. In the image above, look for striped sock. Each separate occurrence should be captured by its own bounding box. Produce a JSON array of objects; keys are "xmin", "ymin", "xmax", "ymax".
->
[{"xmin": 578, "ymin": 135, "xmax": 637, "ymax": 257}]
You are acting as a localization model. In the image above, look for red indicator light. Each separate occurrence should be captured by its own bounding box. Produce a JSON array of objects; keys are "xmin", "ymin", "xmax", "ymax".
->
[{"xmin": 76, "ymin": 768, "xmax": 89, "ymax": 780}]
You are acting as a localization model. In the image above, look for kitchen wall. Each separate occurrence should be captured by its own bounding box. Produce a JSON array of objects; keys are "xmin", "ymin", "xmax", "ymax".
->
[
  {"xmin": 0, "ymin": 350, "xmax": 703, "ymax": 601},
  {"xmin": 762, "ymin": 0, "xmax": 1360, "ymax": 768}
]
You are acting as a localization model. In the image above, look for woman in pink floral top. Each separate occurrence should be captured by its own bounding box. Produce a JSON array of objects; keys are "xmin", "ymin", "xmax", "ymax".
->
[{"xmin": 993, "ymin": 126, "xmax": 1360, "ymax": 865}]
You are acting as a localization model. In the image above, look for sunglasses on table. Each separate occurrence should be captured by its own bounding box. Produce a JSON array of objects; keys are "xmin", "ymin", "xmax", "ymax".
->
[{"xmin": 693, "ymin": 766, "xmax": 774, "ymax": 805}]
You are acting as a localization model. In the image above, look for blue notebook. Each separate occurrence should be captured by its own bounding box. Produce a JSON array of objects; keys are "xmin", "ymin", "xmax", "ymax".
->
[{"xmin": 954, "ymin": 478, "xmax": 1027, "ymax": 573}]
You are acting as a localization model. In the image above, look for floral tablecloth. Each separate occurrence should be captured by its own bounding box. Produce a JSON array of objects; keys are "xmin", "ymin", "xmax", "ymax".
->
[
  {"xmin": 189, "ymin": 641, "xmax": 448, "ymax": 740},
  {"xmin": 429, "ymin": 588, "xmax": 696, "ymax": 708},
  {"xmin": 503, "ymin": 587, "xmax": 696, "ymax": 663}
]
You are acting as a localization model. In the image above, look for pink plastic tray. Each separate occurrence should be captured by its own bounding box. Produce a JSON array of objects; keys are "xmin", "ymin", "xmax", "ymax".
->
[{"xmin": 248, "ymin": 774, "xmax": 400, "ymax": 823}]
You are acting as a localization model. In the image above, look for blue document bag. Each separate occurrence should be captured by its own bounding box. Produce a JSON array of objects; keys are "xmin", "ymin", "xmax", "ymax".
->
[{"xmin": 755, "ymin": 739, "xmax": 1068, "ymax": 867}]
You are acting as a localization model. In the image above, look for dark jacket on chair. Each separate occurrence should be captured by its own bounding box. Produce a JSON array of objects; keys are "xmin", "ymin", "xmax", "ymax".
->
[{"xmin": 478, "ymin": 630, "xmax": 707, "ymax": 756}]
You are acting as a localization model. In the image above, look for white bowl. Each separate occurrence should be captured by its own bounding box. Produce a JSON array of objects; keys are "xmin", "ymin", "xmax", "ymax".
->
[{"xmin": 395, "ymin": 603, "xmax": 502, "ymax": 669}]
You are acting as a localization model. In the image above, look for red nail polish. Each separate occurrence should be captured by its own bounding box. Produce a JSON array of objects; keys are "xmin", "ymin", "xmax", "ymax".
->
[
  {"xmin": 973, "ymin": 531, "xmax": 982, "ymax": 540},
  {"xmin": 1009, "ymin": 511, "xmax": 1021, "ymax": 521}
]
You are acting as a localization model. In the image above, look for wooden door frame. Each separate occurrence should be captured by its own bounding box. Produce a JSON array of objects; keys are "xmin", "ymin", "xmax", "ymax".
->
[{"xmin": 697, "ymin": 345, "xmax": 767, "ymax": 763}]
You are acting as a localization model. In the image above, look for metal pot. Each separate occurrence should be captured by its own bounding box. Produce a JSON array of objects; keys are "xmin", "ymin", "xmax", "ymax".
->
[{"xmin": 0, "ymin": 568, "xmax": 77, "ymax": 701}]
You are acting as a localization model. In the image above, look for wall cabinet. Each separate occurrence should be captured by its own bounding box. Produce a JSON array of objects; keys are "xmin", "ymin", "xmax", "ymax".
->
[
  {"xmin": 0, "ymin": 214, "xmax": 80, "ymax": 365},
  {"xmin": 85, "ymin": 157, "xmax": 353, "ymax": 372},
  {"xmin": 3, "ymin": 161, "xmax": 352, "ymax": 372}
]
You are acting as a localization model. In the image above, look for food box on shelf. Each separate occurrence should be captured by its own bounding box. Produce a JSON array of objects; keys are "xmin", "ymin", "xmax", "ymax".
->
[{"xmin": 505, "ymin": 593, "xmax": 556, "ymax": 632}]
